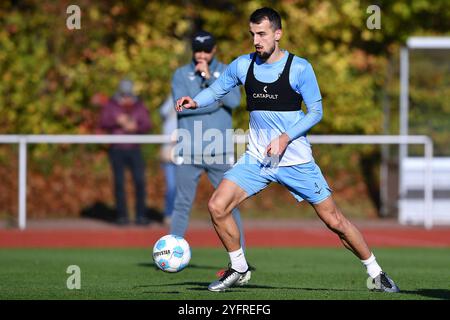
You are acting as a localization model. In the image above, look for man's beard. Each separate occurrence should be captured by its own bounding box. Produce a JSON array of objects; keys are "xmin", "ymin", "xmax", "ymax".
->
[{"xmin": 256, "ymin": 44, "xmax": 276, "ymax": 61}]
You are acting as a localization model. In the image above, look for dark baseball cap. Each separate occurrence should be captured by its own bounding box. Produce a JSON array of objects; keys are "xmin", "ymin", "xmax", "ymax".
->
[{"xmin": 191, "ymin": 31, "xmax": 216, "ymax": 53}]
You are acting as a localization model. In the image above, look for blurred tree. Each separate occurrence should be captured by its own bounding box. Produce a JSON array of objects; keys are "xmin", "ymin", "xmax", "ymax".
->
[
  {"xmin": 1, "ymin": 0, "xmax": 448, "ymax": 137},
  {"xmin": 0, "ymin": 0, "xmax": 449, "ymax": 217}
]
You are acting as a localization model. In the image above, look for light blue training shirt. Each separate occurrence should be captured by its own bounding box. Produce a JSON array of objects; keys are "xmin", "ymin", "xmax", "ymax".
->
[{"xmin": 194, "ymin": 50, "xmax": 323, "ymax": 166}]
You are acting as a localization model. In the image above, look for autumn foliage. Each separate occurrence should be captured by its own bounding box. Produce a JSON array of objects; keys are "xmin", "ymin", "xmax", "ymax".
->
[{"xmin": 0, "ymin": 1, "xmax": 449, "ymax": 218}]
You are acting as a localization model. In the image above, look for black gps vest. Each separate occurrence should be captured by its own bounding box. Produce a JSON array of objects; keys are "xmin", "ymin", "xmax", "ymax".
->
[{"xmin": 244, "ymin": 52, "xmax": 303, "ymax": 112}]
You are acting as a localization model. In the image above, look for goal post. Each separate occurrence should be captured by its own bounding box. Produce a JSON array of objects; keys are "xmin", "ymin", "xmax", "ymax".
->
[
  {"xmin": 398, "ymin": 36, "xmax": 450, "ymax": 229},
  {"xmin": 399, "ymin": 36, "xmax": 450, "ymax": 176}
]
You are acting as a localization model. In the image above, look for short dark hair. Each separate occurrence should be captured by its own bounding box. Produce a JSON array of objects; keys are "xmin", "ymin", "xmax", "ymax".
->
[{"xmin": 249, "ymin": 7, "xmax": 282, "ymax": 30}]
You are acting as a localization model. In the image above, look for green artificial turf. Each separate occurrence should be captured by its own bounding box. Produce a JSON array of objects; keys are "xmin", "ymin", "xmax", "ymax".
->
[{"xmin": 0, "ymin": 247, "xmax": 449, "ymax": 300}]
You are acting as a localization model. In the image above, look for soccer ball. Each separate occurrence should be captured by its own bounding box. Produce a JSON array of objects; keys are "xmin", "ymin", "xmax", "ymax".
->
[{"xmin": 152, "ymin": 234, "xmax": 191, "ymax": 272}]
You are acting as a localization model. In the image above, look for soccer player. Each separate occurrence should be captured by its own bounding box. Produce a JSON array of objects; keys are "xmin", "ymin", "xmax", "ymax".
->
[{"xmin": 175, "ymin": 7, "xmax": 400, "ymax": 293}]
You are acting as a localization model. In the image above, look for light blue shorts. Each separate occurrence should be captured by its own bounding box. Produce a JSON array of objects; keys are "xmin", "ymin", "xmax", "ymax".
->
[{"xmin": 224, "ymin": 153, "xmax": 332, "ymax": 204}]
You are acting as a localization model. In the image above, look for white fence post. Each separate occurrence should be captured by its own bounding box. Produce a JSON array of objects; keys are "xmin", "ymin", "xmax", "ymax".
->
[
  {"xmin": 424, "ymin": 138, "xmax": 434, "ymax": 229},
  {"xmin": 18, "ymin": 137, "xmax": 27, "ymax": 230},
  {"xmin": 399, "ymin": 47, "xmax": 409, "ymax": 197}
]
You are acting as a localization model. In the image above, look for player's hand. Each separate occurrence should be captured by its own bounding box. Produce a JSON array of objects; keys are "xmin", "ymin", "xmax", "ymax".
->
[
  {"xmin": 265, "ymin": 133, "xmax": 290, "ymax": 158},
  {"xmin": 194, "ymin": 60, "xmax": 211, "ymax": 79},
  {"xmin": 175, "ymin": 96, "xmax": 198, "ymax": 112}
]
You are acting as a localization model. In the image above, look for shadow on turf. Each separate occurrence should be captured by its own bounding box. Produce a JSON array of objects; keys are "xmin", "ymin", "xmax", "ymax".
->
[
  {"xmin": 137, "ymin": 262, "xmax": 220, "ymax": 271},
  {"xmin": 141, "ymin": 291, "xmax": 182, "ymax": 294},
  {"xmin": 135, "ymin": 281, "xmax": 363, "ymax": 294},
  {"xmin": 133, "ymin": 282, "xmax": 209, "ymax": 293},
  {"xmin": 401, "ymin": 289, "xmax": 450, "ymax": 300},
  {"xmin": 80, "ymin": 201, "xmax": 165, "ymax": 224},
  {"xmin": 137, "ymin": 282, "xmax": 248, "ymax": 294},
  {"xmin": 135, "ymin": 278, "xmax": 450, "ymax": 299},
  {"xmin": 188, "ymin": 284, "xmax": 363, "ymax": 293}
]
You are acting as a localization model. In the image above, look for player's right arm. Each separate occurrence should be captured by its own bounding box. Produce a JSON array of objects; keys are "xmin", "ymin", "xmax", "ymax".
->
[
  {"xmin": 172, "ymin": 68, "xmax": 220, "ymax": 115},
  {"xmin": 175, "ymin": 96, "xmax": 198, "ymax": 111},
  {"xmin": 177, "ymin": 57, "xmax": 242, "ymax": 112}
]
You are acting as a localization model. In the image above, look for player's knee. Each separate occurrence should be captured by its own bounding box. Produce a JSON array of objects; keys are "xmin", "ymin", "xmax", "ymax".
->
[
  {"xmin": 325, "ymin": 210, "xmax": 349, "ymax": 234},
  {"xmin": 208, "ymin": 197, "xmax": 228, "ymax": 221},
  {"xmin": 327, "ymin": 219, "xmax": 344, "ymax": 234}
]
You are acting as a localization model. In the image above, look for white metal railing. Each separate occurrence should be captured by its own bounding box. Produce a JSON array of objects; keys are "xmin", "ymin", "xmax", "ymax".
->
[{"xmin": 0, "ymin": 134, "xmax": 433, "ymax": 230}]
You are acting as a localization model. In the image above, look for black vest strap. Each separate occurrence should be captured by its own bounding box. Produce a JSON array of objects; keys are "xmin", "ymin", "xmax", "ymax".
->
[{"xmin": 245, "ymin": 52, "xmax": 303, "ymax": 112}]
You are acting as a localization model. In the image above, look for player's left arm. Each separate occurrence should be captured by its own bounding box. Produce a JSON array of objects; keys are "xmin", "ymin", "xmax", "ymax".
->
[
  {"xmin": 284, "ymin": 101, "xmax": 322, "ymax": 141},
  {"xmin": 284, "ymin": 62, "xmax": 323, "ymax": 141},
  {"xmin": 266, "ymin": 62, "xmax": 323, "ymax": 156}
]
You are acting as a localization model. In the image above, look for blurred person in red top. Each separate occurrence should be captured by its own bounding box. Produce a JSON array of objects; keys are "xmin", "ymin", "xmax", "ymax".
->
[{"xmin": 99, "ymin": 79, "xmax": 152, "ymax": 225}]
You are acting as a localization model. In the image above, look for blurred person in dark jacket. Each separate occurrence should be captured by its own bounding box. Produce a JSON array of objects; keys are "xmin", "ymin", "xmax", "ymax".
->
[{"xmin": 99, "ymin": 79, "xmax": 152, "ymax": 225}]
